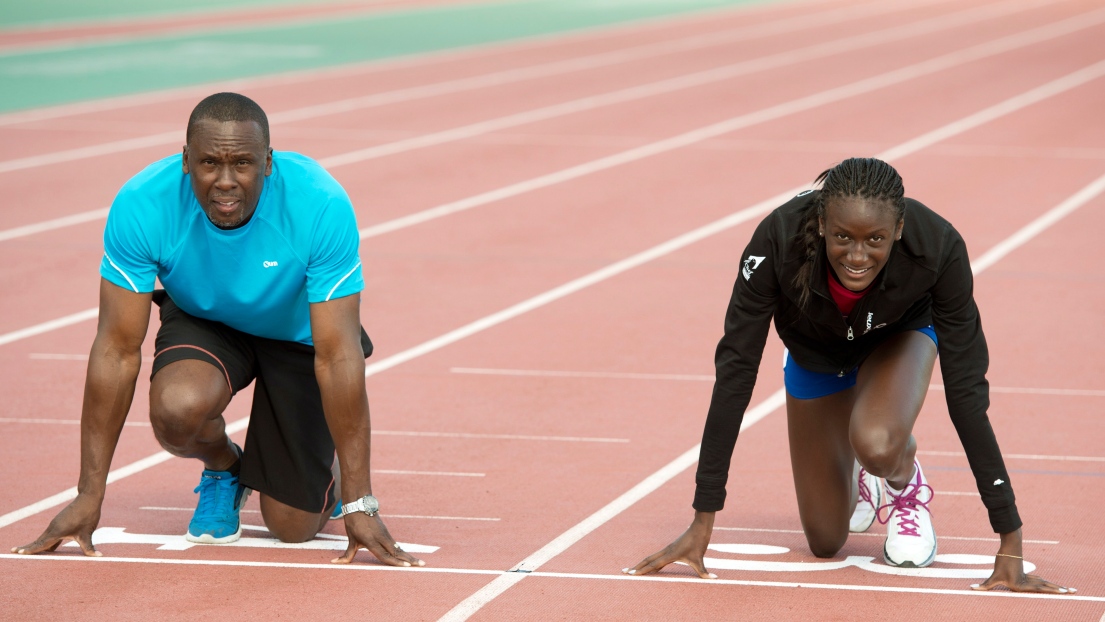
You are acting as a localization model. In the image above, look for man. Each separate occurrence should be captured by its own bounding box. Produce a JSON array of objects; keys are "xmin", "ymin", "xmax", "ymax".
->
[{"xmin": 13, "ymin": 92, "xmax": 422, "ymax": 567}]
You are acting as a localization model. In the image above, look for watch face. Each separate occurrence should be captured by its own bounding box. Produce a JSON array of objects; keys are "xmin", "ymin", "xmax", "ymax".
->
[{"xmin": 364, "ymin": 495, "xmax": 379, "ymax": 513}]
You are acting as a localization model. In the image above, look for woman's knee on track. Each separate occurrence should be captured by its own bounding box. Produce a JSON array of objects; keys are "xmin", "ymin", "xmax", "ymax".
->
[
  {"xmin": 803, "ymin": 524, "xmax": 848, "ymax": 558},
  {"xmin": 850, "ymin": 426, "xmax": 911, "ymax": 479}
]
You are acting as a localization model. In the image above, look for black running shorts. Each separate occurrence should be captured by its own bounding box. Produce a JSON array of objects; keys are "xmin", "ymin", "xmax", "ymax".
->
[{"xmin": 150, "ymin": 291, "xmax": 373, "ymax": 514}]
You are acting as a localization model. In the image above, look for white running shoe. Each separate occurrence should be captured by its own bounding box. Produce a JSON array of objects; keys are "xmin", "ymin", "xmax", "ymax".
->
[
  {"xmin": 878, "ymin": 461, "xmax": 936, "ymax": 568},
  {"xmin": 849, "ymin": 463, "xmax": 883, "ymax": 533}
]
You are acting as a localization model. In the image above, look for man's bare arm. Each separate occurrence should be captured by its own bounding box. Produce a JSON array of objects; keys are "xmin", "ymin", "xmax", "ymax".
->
[
  {"xmin": 12, "ymin": 279, "xmax": 151, "ymax": 556},
  {"xmin": 310, "ymin": 294, "xmax": 422, "ymax": 567}
]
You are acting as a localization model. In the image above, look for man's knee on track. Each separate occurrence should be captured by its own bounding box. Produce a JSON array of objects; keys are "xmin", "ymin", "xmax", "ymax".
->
[
  {"xmin": 262, "ymin": 512, "xmax": 321, "ymax": 544},
  {"xmin": 149, "ymin": 382, "xmax": 224, "ymax": 451}
]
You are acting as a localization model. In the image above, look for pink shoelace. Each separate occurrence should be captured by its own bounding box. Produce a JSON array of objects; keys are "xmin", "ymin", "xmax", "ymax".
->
[
  {"xmin": 876, "ymin": 479, "xmax": 933, "ymax": 537},
  {"xmin": 857, "ymin": 468, "xmax": 876, "ymax": 507}
]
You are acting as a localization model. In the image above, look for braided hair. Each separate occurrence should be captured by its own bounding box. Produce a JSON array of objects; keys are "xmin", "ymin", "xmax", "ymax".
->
[{"xmin": 792, "ymin": 157, "xmax": 906, "ymax": 310}]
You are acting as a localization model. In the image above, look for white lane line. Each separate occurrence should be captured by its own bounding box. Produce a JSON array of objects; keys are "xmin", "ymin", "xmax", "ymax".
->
[
  {"xmin": 0, "ymin": 307, "xmax": 97, "ymax": 347},
  {"xmin": 0, "ymin": 0, "xmax": 1006, "ymax": 242},
  {"xmin": 0, "ymin": 418, "xmax": 151, "ymax": 427},
  {"xmin": 374, "ymin": 430, "xmax": 628, "ymax": 443},
  {"xmin": 918, "ymin": 450, "xmax": 1105, "ymax": 463},
  {"xmin": 712, "ymin": 526, "xmax": 1057, "ymax": 544},
  {"xmin": 930, "ymin": 384, "xmax": 1105, "ymax": 397},
  {"xmin": 451, "ymin": 367, "xmax": 714, "ymax": 381},
  {"xmin": 3, "ymin": 20, "xmax": 1104, "ymax": 535},
  {"xmin": 0, "ymin": 0, "xmax": 861, "ymax": 127},
  {"xmin": 0, "ymin": 0, "xmax": 922, "ymax": 176},
  {"xmin": 29, "ymin": 353, "xmax": 90, "ymax": 360},
  {"xmin": 0, "ymin": 417, "xmax": 250, "ymax": 530},
  {"xmin": 5, "ymin": 557, "xmax": 1102, "ymax": 602},
  {"xmin": 436, "ymin": 390, "xmax": 786, "ymax": 622},
  {"xmin": 971, "ymin": 174, "xmax": 1105, "ymax": 275},
  {"xmin": 0, "ymin": 208, "xmax": 109, "ymax": 242}
]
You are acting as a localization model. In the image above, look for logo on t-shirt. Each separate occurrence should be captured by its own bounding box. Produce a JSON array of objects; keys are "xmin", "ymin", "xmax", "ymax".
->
[
  {"xmin": 742, "ymin": 255, "xmax": 766, "ymax": 281},
  {"xmin": 263, "ymin": 261, "xmax": 279, "ymax": 268}
]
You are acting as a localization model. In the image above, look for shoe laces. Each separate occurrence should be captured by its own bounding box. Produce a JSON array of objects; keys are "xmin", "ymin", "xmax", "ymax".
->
[
  {"xmin": 193, "ymin": 472, "xmax": 236, "ymax": 517},
  {"xmin": 857, "ymin": 468, "xmax": 875, "ymax": 507},
  {"xmin": 876, "ymin": 481, "xmax": 933, "ymax": 537}
]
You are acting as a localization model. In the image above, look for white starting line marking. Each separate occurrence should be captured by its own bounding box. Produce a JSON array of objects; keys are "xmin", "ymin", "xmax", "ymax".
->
[
  {"xmin": 711, "ymin": 526, "xmax": 1059, "ymax": 545},
  {"xmin": 1, "ymin": 553, "xmax": 1099, "ymax": 602},
  {"xmin": 56, "ymin": 527, "xmax": 438, "ymax": 553}
]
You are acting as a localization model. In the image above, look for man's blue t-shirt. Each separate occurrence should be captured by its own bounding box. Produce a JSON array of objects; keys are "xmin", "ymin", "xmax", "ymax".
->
[{"xmin": 100, "ymin": 151, "xmax": 363, "ymax": 345}]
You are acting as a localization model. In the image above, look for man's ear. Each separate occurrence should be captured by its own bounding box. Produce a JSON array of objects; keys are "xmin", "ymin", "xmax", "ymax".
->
[
  {"xmin": 181, "ymin": 145, "xmax": 190, "ymax": 174},
  {"xmin": 265, "ymin": 148, "xmax": 273, "ymax": 176}
]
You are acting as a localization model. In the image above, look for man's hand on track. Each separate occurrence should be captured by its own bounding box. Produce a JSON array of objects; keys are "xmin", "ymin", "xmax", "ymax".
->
[
  {"xmin": 331, "ymin": 512, "xmax": 424, "ymax": 567},
  {"xmin": 11, "ymin": 494, "xmax": 102, "ymax": 557}
]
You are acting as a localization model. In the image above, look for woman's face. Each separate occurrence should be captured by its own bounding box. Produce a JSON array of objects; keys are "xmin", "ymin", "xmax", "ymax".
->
[{"xmin": 820, "ymin": 196, "xmax": 904, "ymax": 292}]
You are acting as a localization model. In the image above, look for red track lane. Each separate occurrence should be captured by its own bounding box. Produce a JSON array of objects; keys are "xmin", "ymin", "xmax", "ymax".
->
[{"xmin": 1, "ymin": 1, "xmax": 1104, "ymax": 619}]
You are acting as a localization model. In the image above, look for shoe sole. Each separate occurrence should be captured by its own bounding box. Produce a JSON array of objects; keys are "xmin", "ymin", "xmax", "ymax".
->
[
  {"xmin": 185, "ymin": 522, "xmax": 243, "ymax": 544},
  {"xmin": 883, "ymin": 539, "xmax": 937, "ymax": 568}
]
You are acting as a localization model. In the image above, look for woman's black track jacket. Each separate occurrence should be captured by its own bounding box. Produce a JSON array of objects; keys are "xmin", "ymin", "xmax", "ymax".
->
[{"xmin": 692, "ymin": 190, "xmax": 1021, "ymax": 534}]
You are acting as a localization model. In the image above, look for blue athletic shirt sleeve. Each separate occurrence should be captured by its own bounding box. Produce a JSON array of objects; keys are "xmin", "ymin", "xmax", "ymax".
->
[
  {"xmin": 306, "ymin": 186, "xmax": 364, "ymax": 304},
  {"xmin": 99, "ymin": 171, "xmax": 163, "ymax": 293}
]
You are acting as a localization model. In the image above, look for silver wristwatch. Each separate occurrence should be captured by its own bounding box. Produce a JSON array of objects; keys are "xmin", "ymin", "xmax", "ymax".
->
[{"xmin": 340, "ymin": 494, "xmax": 379, "ymax": 517}]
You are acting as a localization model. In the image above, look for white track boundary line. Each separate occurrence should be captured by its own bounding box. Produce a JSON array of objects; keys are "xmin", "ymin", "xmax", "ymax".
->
[
  {"xmin": 5, "ymin": 553, "xmax": 1102, "ymax": 602},
  {"xmin": 0, "ymin": 0, "xmax": 833, "ymax": 127},
  {"xmin": 1, "ymin": 4, "xmax": 1102, "ymax": 541},
  {"xmin": 0, "ymin": 0, "xmax": 972, "ymax": 235}
]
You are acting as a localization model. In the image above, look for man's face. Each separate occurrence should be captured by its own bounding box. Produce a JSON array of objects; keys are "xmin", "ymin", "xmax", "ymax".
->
[{"xmin": 182, "ymin": 119, "xmax": 272, "ymax": 229}]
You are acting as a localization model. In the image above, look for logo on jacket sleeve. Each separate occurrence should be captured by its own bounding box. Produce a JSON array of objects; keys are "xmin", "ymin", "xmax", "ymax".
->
[{"xmin": 742, "ymin": 255, "xmax": 766, "ymax": 281}]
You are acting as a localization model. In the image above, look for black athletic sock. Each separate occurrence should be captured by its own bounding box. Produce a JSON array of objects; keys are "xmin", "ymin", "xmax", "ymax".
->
[{"xmin": 226, "ymin": 443, "xmax": 242, "ymax": 477}]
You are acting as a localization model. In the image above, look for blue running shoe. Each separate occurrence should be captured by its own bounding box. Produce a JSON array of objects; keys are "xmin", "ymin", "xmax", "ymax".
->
[
  {"xmin": 329, "ymin": 498, "xmax": 343, "ymax": 521},
  {"xmin": 185, "ymin": 469, "xmax": 249, "ymax": 544}
]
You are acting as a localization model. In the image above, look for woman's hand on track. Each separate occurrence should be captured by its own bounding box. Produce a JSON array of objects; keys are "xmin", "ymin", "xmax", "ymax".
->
[
  {"xmin": 970, "ymin": 528, "xmax": 1074, "ymax": 594},
  {"xmin": 624, "ymin": 511, "xmax": 717, "ymax": 579},
  {"xmin": 11, "ymin": 493, "xmax": 103, "ymax": 557},
  {"xmin": 331, "ymin": 512, "xmax": 425, "ymax": 567}
]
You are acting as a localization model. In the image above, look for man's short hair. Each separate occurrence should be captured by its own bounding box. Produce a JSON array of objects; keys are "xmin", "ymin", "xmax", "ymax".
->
[{"xmin": 186, "ymin": 92, "xmax": 270, "ymax": 146}]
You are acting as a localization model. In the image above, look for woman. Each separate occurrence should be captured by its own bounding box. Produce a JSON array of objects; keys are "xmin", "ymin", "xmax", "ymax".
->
[{"xmin": 625, "ymin": 158, "xmax": 1071, "ymax": 593}]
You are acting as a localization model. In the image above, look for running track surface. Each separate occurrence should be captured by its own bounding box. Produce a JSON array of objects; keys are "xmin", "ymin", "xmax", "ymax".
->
[{"xmin": 1, "ymin": 0, "xmax": 1104, "ymax": 620}]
